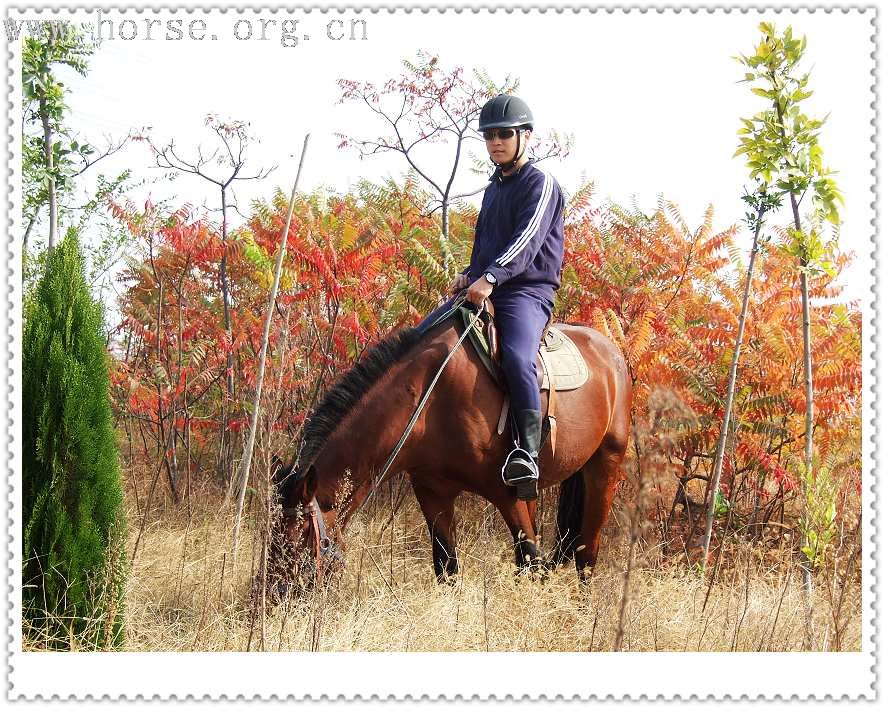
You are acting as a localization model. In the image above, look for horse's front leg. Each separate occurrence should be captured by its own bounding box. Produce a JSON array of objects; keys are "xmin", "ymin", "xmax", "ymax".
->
[
  {"xmin": 412, "ymin": 481, "xmax": 459, "ymax": 584},
  {"xmin": 492, "ymin": 494, "xmax": 544, "ymax": 570}
]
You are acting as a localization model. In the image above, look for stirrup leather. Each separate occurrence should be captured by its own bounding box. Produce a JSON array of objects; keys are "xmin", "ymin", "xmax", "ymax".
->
[{"xmin": 501, "ymin": 447, "xmax": 539, "ymax": 486}]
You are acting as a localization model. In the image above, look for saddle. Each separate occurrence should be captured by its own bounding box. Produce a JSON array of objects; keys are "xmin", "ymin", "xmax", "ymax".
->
[{"xmin": 449, "ymin": 301, "xmax": 590, "ymax": 454}]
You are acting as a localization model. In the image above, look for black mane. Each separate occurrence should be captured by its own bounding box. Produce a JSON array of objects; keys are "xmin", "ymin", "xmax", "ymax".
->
[{"xmin": 294, "ymin": 326, "xmax": 425, "ymax": 472}]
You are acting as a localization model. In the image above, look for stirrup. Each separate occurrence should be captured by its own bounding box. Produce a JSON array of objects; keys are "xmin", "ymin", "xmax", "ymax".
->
[{"xmin": 501, "ymin": 448, "xmax": 539, "ymax": 501}]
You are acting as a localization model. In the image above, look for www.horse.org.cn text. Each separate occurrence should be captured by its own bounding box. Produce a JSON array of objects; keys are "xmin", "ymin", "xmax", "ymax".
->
[{"xmin": 4, "ymin": 14, "xmax": 370, "ymax": 48}]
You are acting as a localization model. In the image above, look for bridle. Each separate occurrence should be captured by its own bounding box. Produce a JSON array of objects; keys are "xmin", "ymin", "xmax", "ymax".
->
[{"xmin": 281, "ymin": 497, "xmax": 344, "ymax": 582}]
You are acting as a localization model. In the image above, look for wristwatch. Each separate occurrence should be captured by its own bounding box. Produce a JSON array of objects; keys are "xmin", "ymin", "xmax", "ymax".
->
[{"xmin": 483, "ymin": 272, "xmax": 497, "ymax": 287}]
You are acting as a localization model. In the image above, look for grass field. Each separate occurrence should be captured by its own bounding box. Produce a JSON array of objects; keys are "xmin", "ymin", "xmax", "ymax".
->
[{"xmin": 97, "ymin": 477, "xmax": 861, "ymax": 653}]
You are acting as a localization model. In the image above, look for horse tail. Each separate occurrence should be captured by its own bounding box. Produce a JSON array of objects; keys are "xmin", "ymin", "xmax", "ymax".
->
[{"xmin": 553, "ymin": 470, "xmax": 585, "ymax": 565}]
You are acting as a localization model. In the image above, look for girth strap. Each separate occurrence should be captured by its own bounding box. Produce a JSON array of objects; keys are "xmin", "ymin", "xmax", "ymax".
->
[{"xmin": 497, "ymin": 395, "xmax": 510, "ymax": 435}]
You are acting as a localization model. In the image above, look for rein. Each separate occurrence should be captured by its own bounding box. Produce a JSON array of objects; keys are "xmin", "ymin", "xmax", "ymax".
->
[{"xmin": 281, "ymin": 295, "xmax": 486, "ymax": 576}]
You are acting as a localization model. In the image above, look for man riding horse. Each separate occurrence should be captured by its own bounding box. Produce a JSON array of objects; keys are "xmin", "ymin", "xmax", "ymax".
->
[
  {"xmin": 266, "ymin": 95, "xmax": 631, "ymax": 592},
  {"xmin": 416, "ymin": 94, "xmax": 566, "ymax": 502}
]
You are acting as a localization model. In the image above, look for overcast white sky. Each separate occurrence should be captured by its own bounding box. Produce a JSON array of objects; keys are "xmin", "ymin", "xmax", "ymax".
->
[{"xmin": 32, "ymin": 6, "xmax": 875, "ymax": 303}]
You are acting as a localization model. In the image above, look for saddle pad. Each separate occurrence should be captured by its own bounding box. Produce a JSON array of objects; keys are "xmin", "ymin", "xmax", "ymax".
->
[
  {"xmin": 538, "ymin": 326, "xmax": 589, "ymax": 391},
  {"xmin": 457, "ymin": 306, "xmax": 589, "ymax": 392}
]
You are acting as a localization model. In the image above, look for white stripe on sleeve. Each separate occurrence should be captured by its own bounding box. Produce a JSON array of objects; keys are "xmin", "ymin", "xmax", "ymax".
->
[{"xmin": 496, "ymin": 172, "xmax": 553, "ymax": 266}]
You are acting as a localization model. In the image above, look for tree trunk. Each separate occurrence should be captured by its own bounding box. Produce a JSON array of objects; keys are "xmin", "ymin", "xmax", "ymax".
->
[
  {"xmin": 154, "ymin": 279, "xmax": 179, "ymax": 503},
  {"xmin": 219, "ymin": 186, "xmax": 234, "ymax": 487},
  {"xmin": 441, "ymin": 199, "xmax": 450, "ymax": 270},
  {"xmin": 24, "ymin": 211, "xmax": 38, "ymax": 252},
  {"xmin": 702, "ymin": 206, "xmax": 766, "ymax": 567},
  {"xmin": 39, "ymin": 98, "xmax": 56, "ymax": 250},
  {"xmin": 791, "ymin": 191, "xmax": 816, "ymax": 650}
]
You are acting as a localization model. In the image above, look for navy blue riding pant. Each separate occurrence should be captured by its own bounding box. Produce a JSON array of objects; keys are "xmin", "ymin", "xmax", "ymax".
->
[{"xmin": 415, "ymin": 290, "xmax": 553, "ymax": 412}]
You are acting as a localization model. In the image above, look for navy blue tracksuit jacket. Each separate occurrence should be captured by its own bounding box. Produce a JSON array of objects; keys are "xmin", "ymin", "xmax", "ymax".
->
[
  {"xmin": 464, "ymin": 158, "xmax": 565, "ymax": 298},
  {"xmin": 417, "ymin": 158, "xmax": 566, "ymax": 413}
]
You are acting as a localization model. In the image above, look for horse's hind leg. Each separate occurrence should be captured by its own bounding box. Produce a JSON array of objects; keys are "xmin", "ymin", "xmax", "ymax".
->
[
  {"xmin": 412, "ymin": 482, "xmax": 459, "ymax": 584},
  {"xmin": 575, "ymin": 439, "xmax": 628, "ymax": 580}
]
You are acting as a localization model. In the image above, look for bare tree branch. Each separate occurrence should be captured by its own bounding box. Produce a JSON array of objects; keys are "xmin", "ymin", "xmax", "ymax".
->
[{"xmin": 72, "ymin": 132, "xmax": 133, "ymax": 178}]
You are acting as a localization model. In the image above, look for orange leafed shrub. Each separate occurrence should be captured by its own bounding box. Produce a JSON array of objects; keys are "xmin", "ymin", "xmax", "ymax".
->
[{"xmin": 110, "ymin": 179, "xmax": 860, "ymax": 544}]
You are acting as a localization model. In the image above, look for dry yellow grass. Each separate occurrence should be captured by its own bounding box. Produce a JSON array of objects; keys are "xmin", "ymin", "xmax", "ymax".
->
[{"xmin": 114, "ymin": 486, "xmax": 861, "ymax": 653}]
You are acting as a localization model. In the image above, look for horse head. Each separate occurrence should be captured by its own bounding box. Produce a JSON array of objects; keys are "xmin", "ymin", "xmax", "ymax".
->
[
  {"xmin": 263, "ymin": 455, "xmax": 315, "ymax": 598},
  {"xmin": 263, "ymin": 454, "xmax": 343, "ymax": 601}
]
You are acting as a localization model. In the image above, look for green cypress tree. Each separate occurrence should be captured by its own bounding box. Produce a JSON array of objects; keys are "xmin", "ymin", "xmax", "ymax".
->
[{"xmin": 22, "ymin": 229, "xmax": 127, "ymax": 649}]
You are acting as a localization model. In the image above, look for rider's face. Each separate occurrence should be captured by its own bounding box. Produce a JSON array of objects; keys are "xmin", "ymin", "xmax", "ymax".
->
[{"xmin": 485, "ymin": 128, "xmax": 530, "ymax": 164}]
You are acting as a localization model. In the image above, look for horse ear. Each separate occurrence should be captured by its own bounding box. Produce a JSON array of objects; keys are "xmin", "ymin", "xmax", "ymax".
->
[{"xmin": 279, "ymin": 462, "xmax": 318, "ymax": 504}]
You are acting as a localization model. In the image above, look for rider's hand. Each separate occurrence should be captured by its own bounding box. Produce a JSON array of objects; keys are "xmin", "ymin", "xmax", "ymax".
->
[
  {"xmin": 450, "ymin": 273, "xmax": 470, "ymax": 293},
  {"xmin": 465, "ymin": 276, "xmax": 494, "ymax": 307}
]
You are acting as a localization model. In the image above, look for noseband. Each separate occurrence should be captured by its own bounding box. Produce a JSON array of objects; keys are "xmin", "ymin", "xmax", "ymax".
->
[{"xmin": 281, "ymin": 498, "xmax": 344, "ymax": 579}]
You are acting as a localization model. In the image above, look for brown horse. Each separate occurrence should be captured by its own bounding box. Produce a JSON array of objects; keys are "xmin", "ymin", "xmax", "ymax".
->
[{"xmin": 267, "ymin": 309, "xmax": 632, "ymax": 592}]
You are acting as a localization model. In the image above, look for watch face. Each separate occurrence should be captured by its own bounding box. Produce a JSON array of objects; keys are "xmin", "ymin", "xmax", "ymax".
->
[{"xmin": 485, "ymin": 273, "xmax": 497, "ymax": 284}]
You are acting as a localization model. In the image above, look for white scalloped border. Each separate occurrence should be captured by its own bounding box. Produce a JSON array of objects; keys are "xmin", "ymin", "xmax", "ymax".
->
[{"xmin": 3, "ymin": 3, "xmax": 877, "ymax": 701}]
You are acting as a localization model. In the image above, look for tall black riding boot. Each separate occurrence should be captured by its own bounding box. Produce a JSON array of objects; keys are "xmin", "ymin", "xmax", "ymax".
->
[{"xmin": 501, "ymin": 409, "xmax": 542, "ymax": 501}]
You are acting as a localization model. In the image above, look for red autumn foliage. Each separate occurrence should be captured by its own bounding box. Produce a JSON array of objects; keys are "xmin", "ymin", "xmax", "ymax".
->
[{"xmin": 109, "ymin": 177, "xmax": 861, "ymax": 548}]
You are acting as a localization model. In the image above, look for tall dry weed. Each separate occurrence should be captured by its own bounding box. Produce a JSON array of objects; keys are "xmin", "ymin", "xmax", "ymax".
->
[{"xmin": 81, "ymin": 479, "xmax": 862, "ymax": 653}]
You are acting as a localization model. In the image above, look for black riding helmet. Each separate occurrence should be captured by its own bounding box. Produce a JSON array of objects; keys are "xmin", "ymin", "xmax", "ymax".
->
[{"xmin": 479, "ymin": 95, "xmax": 534, "ymax": 172}]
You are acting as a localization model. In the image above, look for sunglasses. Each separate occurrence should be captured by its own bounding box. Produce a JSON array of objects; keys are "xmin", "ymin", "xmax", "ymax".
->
[{"xmin": 482, "ymin": 128, "xmax": 518, "ymax": 141}]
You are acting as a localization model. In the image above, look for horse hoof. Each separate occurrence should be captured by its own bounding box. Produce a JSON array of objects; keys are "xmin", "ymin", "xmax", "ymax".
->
[{"xmin": 514, "ymin": 558, "xmax": 553, "ymax": 581}]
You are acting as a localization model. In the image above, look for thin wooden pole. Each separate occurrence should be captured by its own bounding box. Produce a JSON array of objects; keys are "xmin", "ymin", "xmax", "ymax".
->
[
  {"xmin": 701, "ymin": 207, "xmax": 765, "ymax": 569},
  {"xmin": 232, "ymin": 134, "xmax": 311, "ymax": 563}
]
